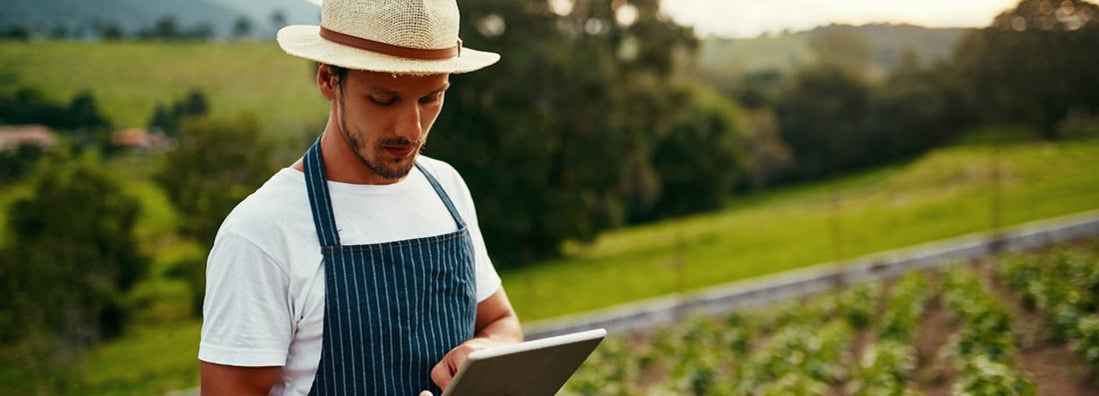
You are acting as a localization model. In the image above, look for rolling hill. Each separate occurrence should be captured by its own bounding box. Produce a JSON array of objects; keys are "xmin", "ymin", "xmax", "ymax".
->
[
  {"xmin": 0, "ymin": 0, "xmax": 319, "ymax": 38},
  {"xmin": 699, "ymin": 23, "xmax": 971, "ymax": 77}
]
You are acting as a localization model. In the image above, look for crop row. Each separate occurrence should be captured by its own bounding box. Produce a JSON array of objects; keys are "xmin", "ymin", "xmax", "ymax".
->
[
  {"xmin": 940, "ymin": 267, "xmax": 1033, "ymax": 395},
  {"xmin": 562, "ymin": 242, "xmax": 1099, "ymax": 395},
  {"xmin": 996, "ymin": 246, "xmax": 1099, "ymax": 369}
]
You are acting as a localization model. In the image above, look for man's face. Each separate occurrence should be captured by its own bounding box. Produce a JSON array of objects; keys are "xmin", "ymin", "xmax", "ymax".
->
[{"xmin": 334, "ymin": 69, "xmax": 450, "ymax": 183}]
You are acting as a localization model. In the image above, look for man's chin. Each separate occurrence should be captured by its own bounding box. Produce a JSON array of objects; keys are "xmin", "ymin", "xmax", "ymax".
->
[{"xmin": 374, "ymin": 159, "xmax": 416, "ymax": 180}]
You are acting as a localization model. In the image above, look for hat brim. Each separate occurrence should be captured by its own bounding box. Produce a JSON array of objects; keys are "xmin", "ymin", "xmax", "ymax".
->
[{"xmin": 277, "ymin": 25, "xmax": 500, "ymax": 75}]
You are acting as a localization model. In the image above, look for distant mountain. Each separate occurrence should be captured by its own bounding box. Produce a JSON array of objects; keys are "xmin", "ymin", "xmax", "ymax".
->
[
  {"xmin": 0, "ymin": 0, "xmax": 320, "ymax": 39},
  {"xmin": 699, "ymin": 23, "xmax": 971, "ymax": 77},
  {"xmin": 205, "ymin": 0, "xmax": 321, "ymax": 36},
  {"xmin": 809, "ymin": 24, "xmax": 969, "ymax": 68}
]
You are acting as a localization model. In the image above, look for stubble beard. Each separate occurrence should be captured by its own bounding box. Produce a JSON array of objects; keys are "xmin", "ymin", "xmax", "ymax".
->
[{"xmin": 337, "ymin": 96, "xmax": 421, "ymax": 181}]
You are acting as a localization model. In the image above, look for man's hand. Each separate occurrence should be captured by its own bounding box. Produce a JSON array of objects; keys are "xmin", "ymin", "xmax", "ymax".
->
[
  {"xmin": 430, "ymin": 288, "xmax": 523, "ymax": 392},
  {"xmin": 430, "ymin": 337, "xmax": 511, "ymax": 390}
]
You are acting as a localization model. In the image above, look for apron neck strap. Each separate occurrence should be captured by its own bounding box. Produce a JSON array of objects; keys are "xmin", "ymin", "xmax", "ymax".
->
[
  {"xmin": 415, "ymin": 162, "xmax": 467, "ymax": 230},
  {"xmin": 302, "ymin": 138, "xmax": 468, "ymax": 249},
  {"xmin": 303, "ymin": 138, "xmax": 341, "ymax": 248}
]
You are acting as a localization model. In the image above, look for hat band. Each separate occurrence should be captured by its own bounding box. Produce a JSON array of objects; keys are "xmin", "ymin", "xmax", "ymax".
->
[{"xmin": 320, "ymin": 27, "xmax": 461, "ymax": 60}]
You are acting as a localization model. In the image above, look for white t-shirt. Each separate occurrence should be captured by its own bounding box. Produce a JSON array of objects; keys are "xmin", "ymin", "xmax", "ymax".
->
[{"xmin": 198, "ymin": 156, "xmax": 501, "ymax": 396}]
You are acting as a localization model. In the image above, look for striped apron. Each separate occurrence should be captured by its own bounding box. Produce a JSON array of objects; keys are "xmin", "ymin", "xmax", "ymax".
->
[{"xmin": 303, "ymin": 140, "xmax": 477, "ymax": 395}]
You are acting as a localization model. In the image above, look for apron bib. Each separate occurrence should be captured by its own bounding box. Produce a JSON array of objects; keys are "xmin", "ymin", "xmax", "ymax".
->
[{"xmin": 302, "ymin": 139, "xmax": 477, "ymax": 395}]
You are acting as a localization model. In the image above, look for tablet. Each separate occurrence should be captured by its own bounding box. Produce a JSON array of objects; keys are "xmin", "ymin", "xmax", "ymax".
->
[{"xmin": 440, "ymin": 328, "xmax": 607, "ymax": 396}]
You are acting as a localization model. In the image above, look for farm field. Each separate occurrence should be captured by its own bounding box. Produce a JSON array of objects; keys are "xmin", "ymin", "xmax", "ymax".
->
[
  {"xmin": 0, "ymin": 136, "xmax": 1089, "ymax": 396},
  {"xmin": 563, "ymin": 241, "xmax": 1099, "ymax": 395},
  {"xmin": 2, "ymin": 40, "xmax": 1099, "ymax": 395},
  {"xmin": 507, "ymin": 137, "xmax": 1099, "ymax": 320}
]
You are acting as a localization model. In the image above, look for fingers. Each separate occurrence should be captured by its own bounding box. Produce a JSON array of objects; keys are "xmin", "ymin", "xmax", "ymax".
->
[{"xmin": 430, "ymin": 359, "xmax": 455, "ymax": 391}]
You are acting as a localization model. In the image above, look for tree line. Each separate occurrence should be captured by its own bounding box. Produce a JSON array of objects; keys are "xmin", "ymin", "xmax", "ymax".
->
[
  {"xmin": 430, "ymin": 0, "xmax": 1099, "ymax": 265},
  {"xmin": 1, "ymin": 11, "xmax": 293, "ymax": 41}
]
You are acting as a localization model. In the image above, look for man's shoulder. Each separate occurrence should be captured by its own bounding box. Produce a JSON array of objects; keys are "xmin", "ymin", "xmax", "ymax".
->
[{"xmin": 218, "ymin": 169, "xmax": 311, "ymax": 240}]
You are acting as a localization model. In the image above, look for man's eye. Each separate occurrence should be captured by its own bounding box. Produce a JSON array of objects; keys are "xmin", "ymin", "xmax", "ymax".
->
[
  {"xmin": 370, "ymin": 95, "xmax": 396, "ymax": 105},
  {"xmin": 419, "ymin": 92, "xmax": 443, "ymax": 105}
]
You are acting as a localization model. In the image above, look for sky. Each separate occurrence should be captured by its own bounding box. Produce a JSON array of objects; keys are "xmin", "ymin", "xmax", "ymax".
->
[{"xmin": 660, "ymin": 0, "xmax": 1021, "ymax": 38}]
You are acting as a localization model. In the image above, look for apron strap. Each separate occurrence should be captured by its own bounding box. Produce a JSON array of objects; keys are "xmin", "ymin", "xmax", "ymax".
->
[
  {"xmin": 415, "ymin": 162, "xmax": 467, "ymax": 230},
  {"xmin": 303, "ymin": 138, "xmax": 341, "ymax": 248},
  {"xmin": 303, "ymin": 138, "xmax": 468, "ymax": 248}
]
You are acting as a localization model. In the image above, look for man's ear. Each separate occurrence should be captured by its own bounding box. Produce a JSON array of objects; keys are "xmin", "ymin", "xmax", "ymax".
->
[{"xmin": 317, "ymin": 64, "xmax": 339, "ymax": 101}]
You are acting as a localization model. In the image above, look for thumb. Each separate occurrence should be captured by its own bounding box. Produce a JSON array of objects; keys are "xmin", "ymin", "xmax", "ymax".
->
[{"xmin": 419, "ymin": 392, "xmax": 434, "ymax": 396}]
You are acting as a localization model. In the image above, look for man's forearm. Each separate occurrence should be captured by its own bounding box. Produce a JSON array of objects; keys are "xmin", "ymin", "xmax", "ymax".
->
[
  {"xmin": 475, "ymin": 309, "xmax": 523, "ymax": 343},
  {"xmin": 473, "ymin": 288, "xmax": 523, "ymax": 343}
]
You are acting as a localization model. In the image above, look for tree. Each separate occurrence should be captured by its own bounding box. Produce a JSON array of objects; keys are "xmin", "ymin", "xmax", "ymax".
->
[
  {"xmin": 739, "ymin": 108, "xmax": 793, "ymax": 190},
  {"xmin": 0, "ymin": 144, "xmax": 46, "ymax": 183},
  {"xmin": 651, "ymin": 86, "xmax": 745, "ymax": 216},
  {"xmin": 63, "ymin": 91, "xmax": 112, "ymax": 149},
  {"xmin": 865, "ymin": 52, "xmax": 967, "ymax": 160},
  {"xmin": 148, "ymin": 105, "xmax": 174, "ymax": 134},
  {"xmin": 0, "ymin": 152, "xmax": 146, "ymax": 392},
  {"xmin": 775, "ymin": 64, "xmax": 872, "ymax": 180},
  {"xmin": 177, "ymin": 89, "xmax": 210, "ymax": 117},
  {"xmin": 232, "ymin": 16, "xmax": 254, "ymax": 39},
  {"xmin": 63, "ymin": 91, "xmax": 110, "ymax": 131},
  {"xmin": 92, "ymin": 20, "xmax": 125, "ymax": 40},
  {"xmin": 153, "ymin": 114, "xmax": 274, "ymax": 248},
  {"xmin": 270, "ymin": 10, "xmax": 288, "ymax": 31},
  {"xmin": 146, "ymin": 15, "xmax": 181, "ymax": 40},
  {"xmin": 148, "ymin": 89, "xmax": 210, "ymax": 137},
  {"xmin": 184, "ymin": 22, "xmax": 215, "ymax": 41},
  {"xmin": 428, "ymin": 0, "xmax": 713, "ymax": 265},
  {"xmin": 0, "ymin": 87, "xmax": 64, "ymax": 125},
  {"xmin": 953, "ymin": 0, "xmax": 1099, "ymax": 139},
  {"xmin": 1, "ymin": 25, "xmax": 30, "ymax": 40}
]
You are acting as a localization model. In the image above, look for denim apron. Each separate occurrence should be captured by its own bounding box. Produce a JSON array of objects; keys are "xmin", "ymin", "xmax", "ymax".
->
[{"xmin": 303, "ymin": 140, "xmax": 477, "ymax": 395}]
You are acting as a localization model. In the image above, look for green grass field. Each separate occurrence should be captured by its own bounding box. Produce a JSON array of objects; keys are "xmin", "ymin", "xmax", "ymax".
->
[{"xmin": 0, "ymin": 41, "xmax": 327, "ymax": 139}]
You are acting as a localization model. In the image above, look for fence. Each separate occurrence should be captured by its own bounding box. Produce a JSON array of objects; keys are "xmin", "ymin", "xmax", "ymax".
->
[{"xmin": 524, "ymin": 210, "xmax": 1099, "ymax": 339}]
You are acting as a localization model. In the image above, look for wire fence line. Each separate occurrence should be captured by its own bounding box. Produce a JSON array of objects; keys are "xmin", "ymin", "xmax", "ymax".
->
[{"xmin": 523, "ymin": 210, "xmax": 1099, "ymax": 339}]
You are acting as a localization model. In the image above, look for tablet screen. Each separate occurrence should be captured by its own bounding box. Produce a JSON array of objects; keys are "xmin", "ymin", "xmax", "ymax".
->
[{"xmin": 440, "ymin": 328, "xmax": 607, "ymax": 396}]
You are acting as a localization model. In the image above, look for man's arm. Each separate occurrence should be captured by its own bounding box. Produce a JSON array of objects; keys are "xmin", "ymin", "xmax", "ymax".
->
[
  {"xmin": 200, "ymin": 361, "xmax": 281, "ymax": 396},
  {"xmin": 429, "ymin": 287, "xmax": 523, "ymax": 391}
]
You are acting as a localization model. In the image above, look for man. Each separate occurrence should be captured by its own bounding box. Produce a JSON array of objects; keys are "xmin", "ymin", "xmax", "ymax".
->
[{"xmin": 197, "ymin": 0, "xmax": 523, "ymax": 395}]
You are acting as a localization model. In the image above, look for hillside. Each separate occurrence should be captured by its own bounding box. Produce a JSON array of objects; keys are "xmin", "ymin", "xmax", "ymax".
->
[
  {"xmin": 0, "ymin": 41, "xmax": 327, "ymax": 142},
  {"xmin": 699, "ymin": 23, "xmax": 970, "ymax": 76},
  {"xmin": 0, "ymin": 0, "xmax": 319, "ymax": 38}
]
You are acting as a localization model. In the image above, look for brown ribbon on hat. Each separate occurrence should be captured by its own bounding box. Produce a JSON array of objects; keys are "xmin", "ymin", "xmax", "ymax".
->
[{"xmin": 320, "ymin": 27, "xmax": 461, "ymax": 60}]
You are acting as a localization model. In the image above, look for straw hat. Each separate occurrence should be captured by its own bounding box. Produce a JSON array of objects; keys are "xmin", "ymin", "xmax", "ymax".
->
[{"xmin": 277, "ymin": 0, "xmax": 500, "ymax": 75}]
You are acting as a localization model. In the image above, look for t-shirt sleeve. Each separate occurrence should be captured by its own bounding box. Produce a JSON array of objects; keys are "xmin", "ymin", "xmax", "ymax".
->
[{"xmin": 199, "ymin": 230, "xmax": 294, "ymax": 367}]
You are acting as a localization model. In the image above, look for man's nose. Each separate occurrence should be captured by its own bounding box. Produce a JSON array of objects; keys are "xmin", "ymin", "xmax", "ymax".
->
[{"xmin": 394, "ymin": 104, "xmax": 422, "ymax": 141}]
